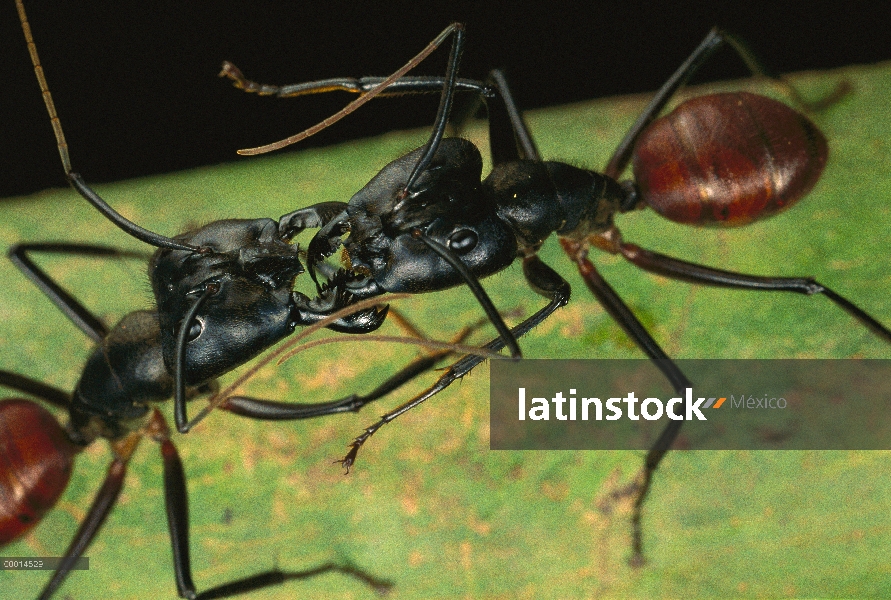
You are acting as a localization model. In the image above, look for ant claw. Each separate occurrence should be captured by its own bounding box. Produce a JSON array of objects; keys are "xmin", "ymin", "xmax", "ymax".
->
[
  {"xmin": 336, "ymin": 458, "xmax": 354, "ymax": 474},
  {"xmin": 337, "ymin": 443, "xmax": 363, "ymax": 474}
]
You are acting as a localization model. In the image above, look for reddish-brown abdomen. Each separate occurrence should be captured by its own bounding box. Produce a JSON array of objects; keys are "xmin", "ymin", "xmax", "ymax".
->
[
  {"xmin": 632, "ymin": 92, "xmax": 828, "ymax": 226},
  {"xmin": 0, "ymin": 399, "xmax": 77, "ymax": 545}
]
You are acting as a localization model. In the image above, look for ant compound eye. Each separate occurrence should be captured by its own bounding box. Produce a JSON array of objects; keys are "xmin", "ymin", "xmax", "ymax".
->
[
  {"xmin": 176, "ymin": 317, "xmax": 204, "ymax": 343},
  {"xmin": 448, "ymin": 229, "xmax": 478, "ymax": 253},
  {"xmin": 186, "ymin": 320, "xmax": 203, "ymax": 342}
]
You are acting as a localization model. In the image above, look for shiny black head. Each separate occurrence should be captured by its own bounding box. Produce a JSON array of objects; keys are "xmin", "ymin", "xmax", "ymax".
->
[
  {"xmin": 151, "ymin": 218, "xmax": 305, "ymax": 384},
  {"xmin": 315, "ymin": 138, "xmax": 518, "ymax": 294}
]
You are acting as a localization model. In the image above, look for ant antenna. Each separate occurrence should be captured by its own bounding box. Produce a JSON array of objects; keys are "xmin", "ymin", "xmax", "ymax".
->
[
  {"xmin": 16, "ymin": 0, "xmax": 202, "ymax": 253},
  {"xmin": 236, "ymin": 23, "xmax": 465, "ymax": 156}
]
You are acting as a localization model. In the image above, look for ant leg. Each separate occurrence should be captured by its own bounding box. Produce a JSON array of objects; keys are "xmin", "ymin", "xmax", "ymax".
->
[
  {"xmin": 220, "ymin": 59, "xmax": 488, "ymax": 99},
  {"xmin": 9, "ymin": 243, "xmax": 148, "ymax": 343},
  {"xmin": 37, "ymin": 436, "xmax": 136, "ymax": 600},
  {"xmin": 148, "ymin": 410, "xmax": 390, "ymax": 599},
  {"xmin": 572, "ymin": 233, "xmax": 891, "ymax": 559},
  {"xmin": 220, "ymin": 354, "xmax": 451, "ymax": 420},
  {"xmin": 216, "ymin": 315, "xmax": 487, "ymax": 421},
  {"xmin": 252, "ymin": 23, "xmax": 469, "ymax": 195},
  {"xmin": 481, "ymin": 63, "xmax": 710, "ymax": 567},
  {"xmin": 191, "ymin": 565, "xmax": 391, "ymax": 600},
  {"xmin": 230, "ymin": 63, "xmax": 539, "ymax": 168},
  {"xmin": 604, "ymin": 238, "xmax": 891, "ymax": 343},
  {"xmin": 483, "ymin": 69, "xmax": 542, "ymax": 163},
  {"xmin": 560, "ymin": 237, "xmax": 694, "ymax": 565},
  {"xmin": 477, "ymin": 70, "xmax": 697, "ymax": 564},
  {"xmin": 605, "ymin": 29, "xmax": 729, "ymax": 178},
  {"xmin": 437, "ymin": 67, "xmax": 539, "ymax": 164},
  {"xmin": 0, "ymin": 370, "xmax": 70, "ymax": 409},
  {"xmin": 336, "ymin": 255, "xmax": 569, "ymax": 468},
  {"xmin": 561, "ymin": 240, "xmax": 691, "ymax": 390}
]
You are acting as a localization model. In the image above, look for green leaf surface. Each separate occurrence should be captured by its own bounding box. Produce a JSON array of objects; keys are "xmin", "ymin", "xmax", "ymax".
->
[{"xmin": 2, "ymin": 63, "xmax": 890, "ymax": 599}]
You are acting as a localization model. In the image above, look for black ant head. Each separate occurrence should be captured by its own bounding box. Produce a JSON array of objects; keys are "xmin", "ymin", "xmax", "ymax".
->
[
  {"xmin": 150, "ymin": 218, "xmax": 305, "ymax": 384},
  {"xmin": 309, "ymin": 138, "xmax": 517, "ymax": 294},
  {"xmin": 348, "ymin": 137, "xmax": 485, "ymax": 239}
]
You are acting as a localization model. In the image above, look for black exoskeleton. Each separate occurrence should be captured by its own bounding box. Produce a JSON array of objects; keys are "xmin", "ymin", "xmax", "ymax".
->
[
  {"xmin": 151, "ymin": 217, "xmax": 386, "ymax": 386},
  {"xmin": 285, "ymin": 138, "xmax": 624, "ymax": 298}
]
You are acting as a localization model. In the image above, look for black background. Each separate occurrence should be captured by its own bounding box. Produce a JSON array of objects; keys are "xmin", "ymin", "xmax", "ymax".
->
[{"xmin": 3, "ymin": 1, "xmax": 890, "ymax": 198}]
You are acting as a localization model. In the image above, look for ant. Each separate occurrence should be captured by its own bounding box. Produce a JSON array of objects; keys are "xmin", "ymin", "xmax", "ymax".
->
[
  {"xmin": 5, "ymin": 3, "xmax": 510, "ymax": 597},
  {"xmin": 220, "ymin": 24, "xmax": 891, "ymax": 566}
]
